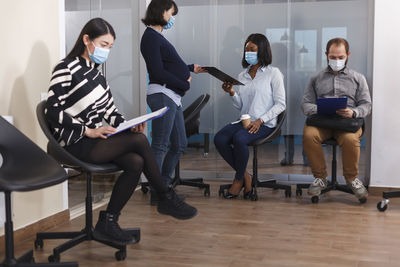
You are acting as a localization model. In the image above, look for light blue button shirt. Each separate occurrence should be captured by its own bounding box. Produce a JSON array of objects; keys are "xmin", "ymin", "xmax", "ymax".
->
[
  {"xmin": 147, "ymin": 83, "xmax": 182, "ymax": 107},
  {"xmin": 232, "ymin": 65, "xmax": 286, "ymax": 128}
]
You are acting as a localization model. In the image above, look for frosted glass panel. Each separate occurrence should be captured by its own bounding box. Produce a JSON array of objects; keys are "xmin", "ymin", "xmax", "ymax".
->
[{"xmin": 169, "ymin": 0, "xmax": 373, "ymax": 181}]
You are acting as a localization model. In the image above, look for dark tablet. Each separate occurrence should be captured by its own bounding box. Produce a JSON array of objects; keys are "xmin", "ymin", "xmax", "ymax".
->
[
  {"xmin": 203, "ymin": 66, "xmax": 244, "ymax": 86},
  {"xmin": 317, "ymin": 97, "xmax": 348, "ymax": 115}
]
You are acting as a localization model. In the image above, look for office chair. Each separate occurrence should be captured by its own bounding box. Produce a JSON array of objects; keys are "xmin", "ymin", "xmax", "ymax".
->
[
  {"xmin": 141, "ymin": 94, "xmax": 211, "ymax": 196},
  {"xmin": 0, "ymin": 116, "xmax": 77, "ymax": 267},
  {"xmin": 35, "ymin": 101, "xmax": 140, "ymax": 262},
  {"xmin": 296, "ymin": 124, "xmax": 366, "ymax": 204},
  {"xmin": 218, "ymin": 111, "xmax": 290, "ymax": 201}
]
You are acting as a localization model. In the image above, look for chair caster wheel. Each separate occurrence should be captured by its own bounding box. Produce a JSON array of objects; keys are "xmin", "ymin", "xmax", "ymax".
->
[
  {"xmin": 34, "ymin": 238, "xmax": 43, "ymax": 249},
  {"xmin": 250, "ymin": 193, "xmax": 258, "ymax": 201},
  {"xmin": 311, "ymin": 196, "xmax": 319, "ymax": 203},
  {"xmin": 115, "ymin": 250, "xmax": 126, "ymax": 261},
  {"xmin": 204, "ymin": 187, "xmax": 210, "ymax": 197},
  {"xmin": 141, "ymin": 186, "xmax": 148, "ymax": 194},
  {"xmin": 296, "ymin": 189, "xmax": 302, "ymax": 196},
  {"xmin": 48, "ymin": 254, "xmax": 60, "ymax": 263},
  {"xmin": 377, "ymin": 201, "xmax": 388, "ymax": 212},
  {"xmin": 285, "ymin": 190, "xmax": 291, "ymax": 198},
  {"xmin": 359, "ymin": 197, "xmax": 367, "ymax": 204}
]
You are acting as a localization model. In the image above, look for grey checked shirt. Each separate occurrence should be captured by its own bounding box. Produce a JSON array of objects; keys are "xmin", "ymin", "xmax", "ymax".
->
[{"xmin": 302, "ymin": 67, "xmax": 371, "ymax": 118}]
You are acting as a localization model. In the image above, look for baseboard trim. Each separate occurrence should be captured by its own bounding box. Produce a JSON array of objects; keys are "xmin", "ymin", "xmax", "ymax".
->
[
  {"xmin": 368, "ymin": 186, "xmax": 400, "ymax": 196},
  {"xmin": 0, "ymin": 209, "xmax": 70, "ymax": 251}
]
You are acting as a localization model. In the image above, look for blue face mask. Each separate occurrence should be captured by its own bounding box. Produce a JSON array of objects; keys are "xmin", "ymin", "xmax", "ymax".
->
[
  {"xmin": 163, "ymin": 16, "xmax": 175, "ymax": 30},
  {"xmin": 245, "ymin": 51, "xmax": 258, "ymax": 65},
  {"xmin": 88, "ymin": 42, "xmax": 110, "ymax": 64}
]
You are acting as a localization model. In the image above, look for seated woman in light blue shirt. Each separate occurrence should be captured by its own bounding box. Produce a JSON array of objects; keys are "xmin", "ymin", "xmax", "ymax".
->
[{"xmin": 214, "ymin": 33, "xmax": 286, "ymax": 199}]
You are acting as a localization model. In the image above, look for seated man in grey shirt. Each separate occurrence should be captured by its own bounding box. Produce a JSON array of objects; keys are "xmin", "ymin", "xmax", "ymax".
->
[{"xmin": 301, "ymin": 38, "xmax": 371, "ymax": 200}]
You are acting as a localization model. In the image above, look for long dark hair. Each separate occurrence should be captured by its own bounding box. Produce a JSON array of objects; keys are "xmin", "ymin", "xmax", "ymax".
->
[
  {"xmin": 242, "ymin": 33, "xmax": 272, "ymax": 68},
  {"xmin": 66, "ymin": 18, "xmax": 116, "ymax": 59},
  {"xmin": 141, "ymin": 0, "xmax": 178, "ymax": 26}
]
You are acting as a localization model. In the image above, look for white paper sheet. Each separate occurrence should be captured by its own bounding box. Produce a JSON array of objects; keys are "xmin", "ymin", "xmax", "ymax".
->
[{"xmin": 108, "ymin": 106, "xmax": 169, "ymax": 137}]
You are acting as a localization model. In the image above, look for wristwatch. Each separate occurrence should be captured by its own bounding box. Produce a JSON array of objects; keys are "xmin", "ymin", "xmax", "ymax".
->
[{"xmin": 352, "ymin": 111, "xmax": 356, "ymax": 118}]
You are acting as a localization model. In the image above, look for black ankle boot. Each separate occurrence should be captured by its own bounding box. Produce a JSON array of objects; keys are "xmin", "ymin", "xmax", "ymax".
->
[
  {"xmin": 93, "ymin": 211, "xmax": 133, "ymax": 245},
  {"xmin": 150, "ymin": 190, "xmax": 186, "ymax": 206},
  {"xmin": 157, "ymin": 188, "xmax": 197, "ymax": 220}
]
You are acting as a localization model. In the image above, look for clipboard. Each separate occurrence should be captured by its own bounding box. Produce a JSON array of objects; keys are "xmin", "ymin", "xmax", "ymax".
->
[
  {"xmin": 107, "ymin": 106, "xmax": 169, "ymax": 137},
  {"xmin": 317, "ymin": 97, "xmax": 347, "ymax": 115},
  {"xmin": 203, "ymin": 66, "xmax": 244, "ymax": 86}
]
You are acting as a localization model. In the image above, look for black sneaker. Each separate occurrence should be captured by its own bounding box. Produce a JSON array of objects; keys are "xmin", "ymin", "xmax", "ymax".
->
[
  {"xmin": 92, "ymin": 211, "xmax": 134, "ymax": 245},
  {"xmin": 150, "ymin": 191, "xmax": 186, "ymax": 206},
  {"xmin": 157, "ymin": 189, "xmax": 197, "ymax": 220}
]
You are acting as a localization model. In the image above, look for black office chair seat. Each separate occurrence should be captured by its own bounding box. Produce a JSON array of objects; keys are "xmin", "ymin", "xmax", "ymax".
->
[
  {"xmin": 0, "ymin": 116, "xmax": 77, "ymax": 266},
  {"xmin": 35, "ymin": 101, "xmax": 140, "ymax": 263},
  {"xmin": 296, "ymin": 124, "xmax": 366, "ymax": 204},
  {"xmin": 219, "ymin": 111, "xmax": 290, "ymax": 201}
]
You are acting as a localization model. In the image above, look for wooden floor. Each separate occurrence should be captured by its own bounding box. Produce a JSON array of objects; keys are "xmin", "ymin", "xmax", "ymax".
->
[
  {"xmin": 67, "ymin": 143, "xmax": 368, "ymax": 208},
  {"xmin": 6, "ymin": 181, "xmax": 400, "ymax": 267}
]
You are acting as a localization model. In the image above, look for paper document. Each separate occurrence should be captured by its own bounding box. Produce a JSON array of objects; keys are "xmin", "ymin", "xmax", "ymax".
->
[
  {"xmin": 108, "ymin": 106, "xmax": 169, "ymax": 137},
  {"xmin": 317, "ymin": 97, "xmax": 347, "ymax": 115}
]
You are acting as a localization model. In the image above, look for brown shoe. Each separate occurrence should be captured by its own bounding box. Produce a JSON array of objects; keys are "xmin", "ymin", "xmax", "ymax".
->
[{"xmin": 224, "ymin": 178, "xmax": 244, "ymax": 199}]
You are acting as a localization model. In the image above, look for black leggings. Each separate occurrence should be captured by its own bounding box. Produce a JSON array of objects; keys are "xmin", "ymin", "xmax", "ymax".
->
[{"xmin": 66, "ymin": 131, "xmax": 167, "ymax": 214}]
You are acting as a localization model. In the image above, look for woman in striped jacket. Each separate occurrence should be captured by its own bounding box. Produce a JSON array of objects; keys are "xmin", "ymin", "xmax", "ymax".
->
[{"xmin": 45, "ymin": 18, "xmax": 197, "ymax": 245}]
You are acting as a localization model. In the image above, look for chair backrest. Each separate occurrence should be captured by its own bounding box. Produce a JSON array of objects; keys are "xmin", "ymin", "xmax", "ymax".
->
[
  {"xmin": 249, "ymin": 110, "xmax": 286, "ymax": 146},
  {"xmin": 183, "ymin": 94, "xmax": 210, "ymax": 123},
  {"xmin": 0, "ymin": 116, "xmax": 67, "ymax": 192},
  {"xmin": 36, "ymin": 101, "xmax": 120, "ymax": 173},
  {"xmin": 183, "ymin": 94, "xmax": 210, "ymax": 138}
]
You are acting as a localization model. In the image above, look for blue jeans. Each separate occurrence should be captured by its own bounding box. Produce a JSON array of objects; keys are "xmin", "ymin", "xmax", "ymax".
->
[
  {"xmin": 214, "ymin": 123, "xmax": 274, "ymax": 180},
  {"xmin": 147, "ymin": 93, "xmax": 187, "ymax": 186}
]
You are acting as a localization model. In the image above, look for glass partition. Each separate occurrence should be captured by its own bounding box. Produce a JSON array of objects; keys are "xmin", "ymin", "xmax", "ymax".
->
[
  {"xmin": 168, "ymin": 0, "xmax": 374, "ymax": 184},
  {"xmin": 64, "ymin": 0, "xmax": 374, "ymax": 206}
]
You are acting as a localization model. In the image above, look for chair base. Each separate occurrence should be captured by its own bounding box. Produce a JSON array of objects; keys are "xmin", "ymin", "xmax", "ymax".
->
[
  {"xmin": 171, "ymin": 177, "xmax": 210, "ymax": 197},
  {"xmin": 140, "ymin": 161, "xmax": 211, "ymax": 197},
  {"xmin": 1, "ymin": 249, "xmax": 77, "ymax": 267},
  {"xmin": 219, "ymin": 179, "xmax": 292, "ymax": 201},
  {"xmin": 34, "ymin": 171, "xmax": 140, "ymax": 262},
  {"xmin": 377, "ymin": 191, "xmax": 400, "ymax": 212},
  {"xmin": 296, "ymin": 182, "xmax": 366, "ymax": 204},
  {"xmin": 34, "ymin": 228, "xmax": 140, "ymax": 262}
]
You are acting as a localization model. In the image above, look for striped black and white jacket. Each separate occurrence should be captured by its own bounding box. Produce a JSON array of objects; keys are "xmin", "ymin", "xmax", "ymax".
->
[{"xmin": 45, "ymin": 56, "xmax": 125, "ymax": 147}]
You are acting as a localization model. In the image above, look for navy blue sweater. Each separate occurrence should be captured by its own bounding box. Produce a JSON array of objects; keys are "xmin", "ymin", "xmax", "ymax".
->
[{"xmin": 140, "ymin": 27, "xmax": 194, "ymax": 96}]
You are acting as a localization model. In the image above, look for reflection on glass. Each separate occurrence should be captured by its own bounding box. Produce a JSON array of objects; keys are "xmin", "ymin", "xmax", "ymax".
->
[{"xmin": 295, "ymin": 30, "xmax": 317, "ymax": 73}]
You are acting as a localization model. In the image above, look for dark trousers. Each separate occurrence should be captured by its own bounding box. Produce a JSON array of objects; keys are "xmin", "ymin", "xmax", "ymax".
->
[
  {"xmin": 66, "ymin": 131, "xmax": 167, "ymax": 214},
  {"xmin": 214, "ymin": 123, "xmax": 274, "ymax": 180},
  {"xmin": 147, "ymin": 93, "xmax": 187, "ymax": 187}
]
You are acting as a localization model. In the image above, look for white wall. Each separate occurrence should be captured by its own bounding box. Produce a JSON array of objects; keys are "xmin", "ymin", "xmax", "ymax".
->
[
  {"xmin": 0, "ymin": 0, "xmax": 67, "ymax": 233},
  {"xmin": 370, "ymin": 0, "xmax": 400, "ymax": 187}
]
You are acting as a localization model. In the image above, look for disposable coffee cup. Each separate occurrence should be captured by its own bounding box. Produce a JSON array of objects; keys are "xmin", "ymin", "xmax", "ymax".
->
[{"xmin": 240, "ymin": 114, "xmax": 251, "ymax": 129}]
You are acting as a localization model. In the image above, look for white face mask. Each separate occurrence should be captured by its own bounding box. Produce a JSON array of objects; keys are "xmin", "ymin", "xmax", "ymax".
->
[{"xmin": 328, "ymin": 59, "xmax": 346, "ymax": 72}]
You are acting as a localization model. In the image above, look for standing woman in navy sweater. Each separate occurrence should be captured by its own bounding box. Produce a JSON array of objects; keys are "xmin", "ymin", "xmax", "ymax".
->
[{"xmin": 141, "ymin": 0, "xmax": 204, "ymax": 203}]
